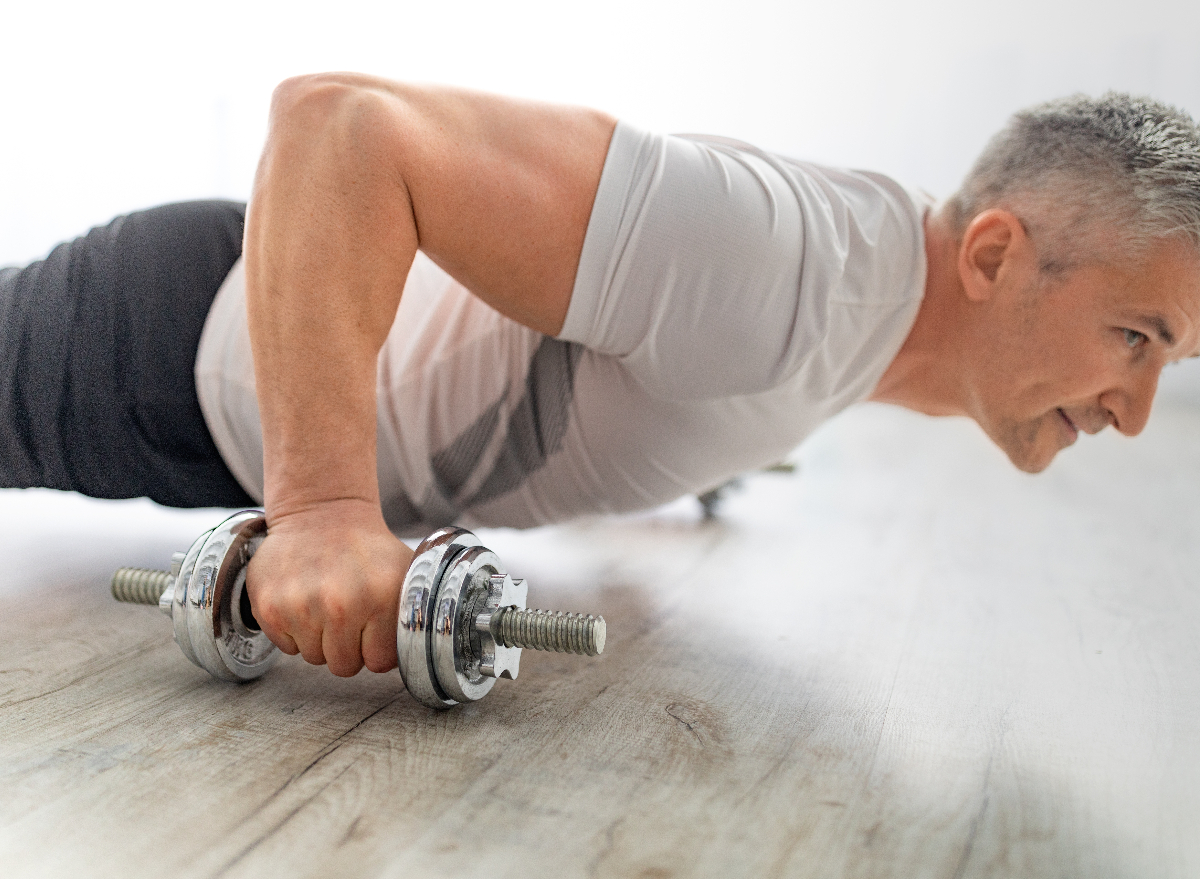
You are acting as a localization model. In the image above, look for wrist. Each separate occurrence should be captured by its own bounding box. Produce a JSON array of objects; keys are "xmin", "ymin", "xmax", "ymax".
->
[{"xmin": 264, "ymin": 495, "xmax": 388, "ymax": 534}]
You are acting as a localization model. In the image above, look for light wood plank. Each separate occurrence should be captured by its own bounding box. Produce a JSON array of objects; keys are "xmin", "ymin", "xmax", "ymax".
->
[{"xmin": 1, "ymin": 396, "xmax": 1199, "ymax": 878}]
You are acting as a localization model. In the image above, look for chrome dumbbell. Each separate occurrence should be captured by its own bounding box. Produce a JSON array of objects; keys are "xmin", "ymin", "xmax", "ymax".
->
[{"xmin": 111, "ymin": 510, "xmax": 606, "ymax": 708}]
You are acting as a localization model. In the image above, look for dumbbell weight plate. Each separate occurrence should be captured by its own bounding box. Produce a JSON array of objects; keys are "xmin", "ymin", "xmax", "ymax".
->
[
  {"xmin": 168, "ymin": 526, "xmax": 214, "ymax": 671},
  {"xmin": 397, "ymin": 527, "xmax": 481, "ymax": 708},
  {"xmin": 430, "ymin": 545, "xmax": 526, "ymax": 705},
  {"xmin": 176, "ymin": 511, "xmax": 276, "ymax": 682}
]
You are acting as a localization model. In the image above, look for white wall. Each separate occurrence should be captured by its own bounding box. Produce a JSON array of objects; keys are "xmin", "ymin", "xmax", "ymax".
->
[
  {"xmin": 2, "ymin": 0, "xmax": 1198, "ymax": 267},
  {"xmin": 3, "ymin": 0, "xmax": 1200, "ymax": 401}
]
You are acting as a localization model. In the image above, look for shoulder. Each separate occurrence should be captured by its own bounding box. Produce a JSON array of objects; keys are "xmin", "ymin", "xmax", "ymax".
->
[
  {"xmin": 562, "ymin": 121, "xmax": 927, "ymax": 400},
  {"xmin": 682, "ymin": 135, "xmax": 928, "ymax": 300}
]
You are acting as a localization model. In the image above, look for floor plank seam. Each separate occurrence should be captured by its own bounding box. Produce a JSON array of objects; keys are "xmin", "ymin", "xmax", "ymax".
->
[
  {"xmin": 585, "ymin": 814, "xmax": 625, "ymax": 879},
  {"xmin": 951, "ymin": 707, "xmax": 1010, "ymax": 879},
  {"xmin": 208, "ymin": 696, "xmax": 403, "ymax": 875},
  {"xmin": 255, "ymin": 695, "xmax": 403, "ymax": 807},
  {"xmin": 212, "ymin": 760, "xmax": 358, "ymax": 877},
  {"xmin": 0, "ymin": 639, "xmax": 168, "ymax": 710},
  {"xmin": 952, "ymin": 749, "xmax": 996, "ymax": 879}
]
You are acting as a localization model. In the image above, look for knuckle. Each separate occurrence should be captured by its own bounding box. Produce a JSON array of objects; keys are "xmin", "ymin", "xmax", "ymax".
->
[
  {"xmin": 252, "ymin": 602, "xmax": 288, "ymax": 635},
  {"xmin": 318, "ymin": 592, "xmax": 353, "ymax": 627}
]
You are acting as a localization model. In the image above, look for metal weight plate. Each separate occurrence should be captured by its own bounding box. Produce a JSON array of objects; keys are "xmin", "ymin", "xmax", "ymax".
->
[
  {"xmin": 397, "ymin": 527, "xmax": 481, "ymax": 708},
  {"xmin": 211, "ymin": 514, "xmax": 273, "ymax": 680},
  {"xmin": 429, "ymin": 545, "xmax": 506, "ymax": 705},
  {"xmin": 181, "ymin": 510, "xmax": 276, "ymax": 682},
  {"xmin": 171, "ymin": 527, "xmax": 214, "ymax": 670}
]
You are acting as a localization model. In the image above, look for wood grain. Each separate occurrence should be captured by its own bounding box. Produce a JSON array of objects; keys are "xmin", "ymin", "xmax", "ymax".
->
[{"xmin": 1, "ymin": 399, "xmax": 1198, "ymax": 878}]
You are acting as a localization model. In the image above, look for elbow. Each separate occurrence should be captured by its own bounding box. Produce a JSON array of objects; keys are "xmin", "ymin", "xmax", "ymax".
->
[
  {"xmin": 269, "ymin": 73, "xmax": 368, "ymax": 131},
  {"xmin": 266, "ymin": 73, "xmax": 407, "ymax": 153}
]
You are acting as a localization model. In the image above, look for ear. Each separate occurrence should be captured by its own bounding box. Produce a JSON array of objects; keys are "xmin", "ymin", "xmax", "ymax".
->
[{"xmin": 957, "ymin": 209, "xmax": 1032, "ymax": 302}]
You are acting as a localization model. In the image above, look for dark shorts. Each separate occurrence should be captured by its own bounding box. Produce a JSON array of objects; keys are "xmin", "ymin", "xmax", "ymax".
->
[{"xmin": 0, "ymin": 201, "xmax": 256, "ymax": 508}]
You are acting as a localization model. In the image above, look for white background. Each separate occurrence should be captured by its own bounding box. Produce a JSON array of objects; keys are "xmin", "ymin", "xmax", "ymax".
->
[
  {"xmin": 1, "ymin": 0, "xmax": 1199, "ymax": 405},
  {"xmin": 2, "ymin": 0, "xmax": 1198, "ymax": 266}
]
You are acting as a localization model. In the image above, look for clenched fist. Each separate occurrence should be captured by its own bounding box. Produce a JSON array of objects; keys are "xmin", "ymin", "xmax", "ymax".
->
[{"xmin": 245, "ymin": 499, "xmax": 415, "ymax": 677}]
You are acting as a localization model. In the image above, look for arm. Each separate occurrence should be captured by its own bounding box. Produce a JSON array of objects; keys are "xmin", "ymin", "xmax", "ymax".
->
[{"xmin": 243, "ymin": 73, "xmax": 615, "ymax": 676}]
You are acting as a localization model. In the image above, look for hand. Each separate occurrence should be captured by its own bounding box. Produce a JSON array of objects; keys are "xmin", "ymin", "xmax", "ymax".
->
[{"xmin": 245, "ymin": 499, "xmax": 415, "ymax": 676}]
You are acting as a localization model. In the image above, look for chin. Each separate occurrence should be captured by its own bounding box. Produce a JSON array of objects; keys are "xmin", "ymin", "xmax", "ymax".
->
[
  {"xmin": 984, "ymin": 416, "xmax": 1061, "ymax": 474},
  {"xmin": 1008, "ymin": 451, "xmax": 1056, "ymax": 474}
]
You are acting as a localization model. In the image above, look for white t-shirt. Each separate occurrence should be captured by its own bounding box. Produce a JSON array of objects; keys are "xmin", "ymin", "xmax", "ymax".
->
[{"xmin": 195, "ymin": 121, "xmax": 928, "ymax": 536}]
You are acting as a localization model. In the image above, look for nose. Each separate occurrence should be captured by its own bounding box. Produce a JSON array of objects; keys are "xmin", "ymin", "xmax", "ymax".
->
[{"xmin": 1101, "ymin": 366, "xmax": 1161, "ymax": 436}]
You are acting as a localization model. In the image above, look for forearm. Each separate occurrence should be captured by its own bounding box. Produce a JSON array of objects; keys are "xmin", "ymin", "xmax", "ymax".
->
[{"xmin": 244, "ymin": 75, "xmax": 417, "ymax": 518}]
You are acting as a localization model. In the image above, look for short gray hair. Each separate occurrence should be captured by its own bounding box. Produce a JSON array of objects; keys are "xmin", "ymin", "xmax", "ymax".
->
[{"xmin": 946, "ymin": 92, "xmax": 1200, "ymax": 273}]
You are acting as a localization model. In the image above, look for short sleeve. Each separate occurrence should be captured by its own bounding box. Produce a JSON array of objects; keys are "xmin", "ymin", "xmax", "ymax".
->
[{"xmin": 558, "ymin": 121, "xmax": 926, "ymax": 402}]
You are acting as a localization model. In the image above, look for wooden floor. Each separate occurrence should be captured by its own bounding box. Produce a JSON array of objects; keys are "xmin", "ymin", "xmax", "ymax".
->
[{"xmin": 2, "ymin": 390, "xmax": 1199, "ymax": 878}]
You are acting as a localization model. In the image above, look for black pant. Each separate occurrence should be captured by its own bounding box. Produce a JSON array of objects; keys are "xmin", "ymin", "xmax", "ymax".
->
[{"xmin": 0, "ymin": 201, "xmax": 255, "ymax": 508}]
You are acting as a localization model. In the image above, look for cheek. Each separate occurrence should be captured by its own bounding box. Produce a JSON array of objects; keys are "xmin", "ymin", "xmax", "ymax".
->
[
  {"xmin": 1023, "ymin": 334, "xmax": 1115, "ymax": 403},
  {"xmin": 1065, "ymin": 344, "xmax": 1123, "ymax": 395}
]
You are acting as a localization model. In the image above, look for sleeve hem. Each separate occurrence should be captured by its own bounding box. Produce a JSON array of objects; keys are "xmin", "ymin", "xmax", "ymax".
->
[{"xmin": 557, "ymin": 119, "xmax": 653, "ymax": 346}]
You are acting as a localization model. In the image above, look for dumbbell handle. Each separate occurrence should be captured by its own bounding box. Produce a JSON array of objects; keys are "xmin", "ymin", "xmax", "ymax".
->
[{"xmin": 111, "ymin": 567, "xmax": 605, "ymax": 657}]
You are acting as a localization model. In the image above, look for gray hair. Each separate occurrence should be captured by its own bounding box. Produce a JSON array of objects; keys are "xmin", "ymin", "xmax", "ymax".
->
[{"xmin": 946, "ymin": 92, "xmax": 1200, "ymax": 273}]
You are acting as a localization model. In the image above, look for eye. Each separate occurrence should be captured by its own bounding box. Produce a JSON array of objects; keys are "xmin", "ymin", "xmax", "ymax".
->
[{"xmin": 1122, "ymin": 328, "xmax": 1149, "ymax": 348}]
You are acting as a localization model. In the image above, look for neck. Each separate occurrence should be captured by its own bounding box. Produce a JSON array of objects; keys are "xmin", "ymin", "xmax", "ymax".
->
[{"xmin": 869, "ymin": 208, "xmax": 971, "ymax": 416}]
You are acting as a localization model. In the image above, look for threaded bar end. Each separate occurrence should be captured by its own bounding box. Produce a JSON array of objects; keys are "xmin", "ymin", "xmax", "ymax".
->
[
  {"xmin": 111, "ymin": 568, "xmax": 173, "ymax": 606},
  {"xmin": 493, "ymin": 608, "xmax": 606, "ymax": 656}
]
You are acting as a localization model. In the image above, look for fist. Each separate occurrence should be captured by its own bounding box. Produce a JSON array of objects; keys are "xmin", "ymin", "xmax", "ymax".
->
[{"xmin": 245, "ymin": 499, "xmax": 415, "ymax": 676}]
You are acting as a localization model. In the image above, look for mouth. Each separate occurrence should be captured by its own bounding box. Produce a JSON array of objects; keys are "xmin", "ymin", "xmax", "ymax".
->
[{"xmin": 1057, "ymin": 408, "xmax": 1079, "ymax": 443}]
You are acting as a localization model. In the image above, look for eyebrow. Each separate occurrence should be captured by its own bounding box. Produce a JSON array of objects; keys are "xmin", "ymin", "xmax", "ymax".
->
[{"xmin": 1141, "ymin": 314, "xmax": 1176, "ymax": 346}]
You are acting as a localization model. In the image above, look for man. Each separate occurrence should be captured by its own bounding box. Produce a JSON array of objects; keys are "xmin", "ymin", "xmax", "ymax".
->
[{"xmin": 2, "ymin": 76, "xmax": 1198, "ymax": 679}]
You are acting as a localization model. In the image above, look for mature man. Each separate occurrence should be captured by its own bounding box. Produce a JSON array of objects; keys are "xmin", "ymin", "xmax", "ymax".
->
[{"xmin": 2, "ymin": 77, "xmax": 1198, "ymax": 678}]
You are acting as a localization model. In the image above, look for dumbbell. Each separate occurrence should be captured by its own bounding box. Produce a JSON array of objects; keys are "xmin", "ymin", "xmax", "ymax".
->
[{"xmin": 111, "ymin": 510, "xmax": 606, "ymax": 708}]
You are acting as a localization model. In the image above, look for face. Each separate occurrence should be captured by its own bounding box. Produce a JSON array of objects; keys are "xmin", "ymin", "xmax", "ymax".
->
[{"xmin": 966, "ymin": 234, "xmax": 1200, "ymax": 473}]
